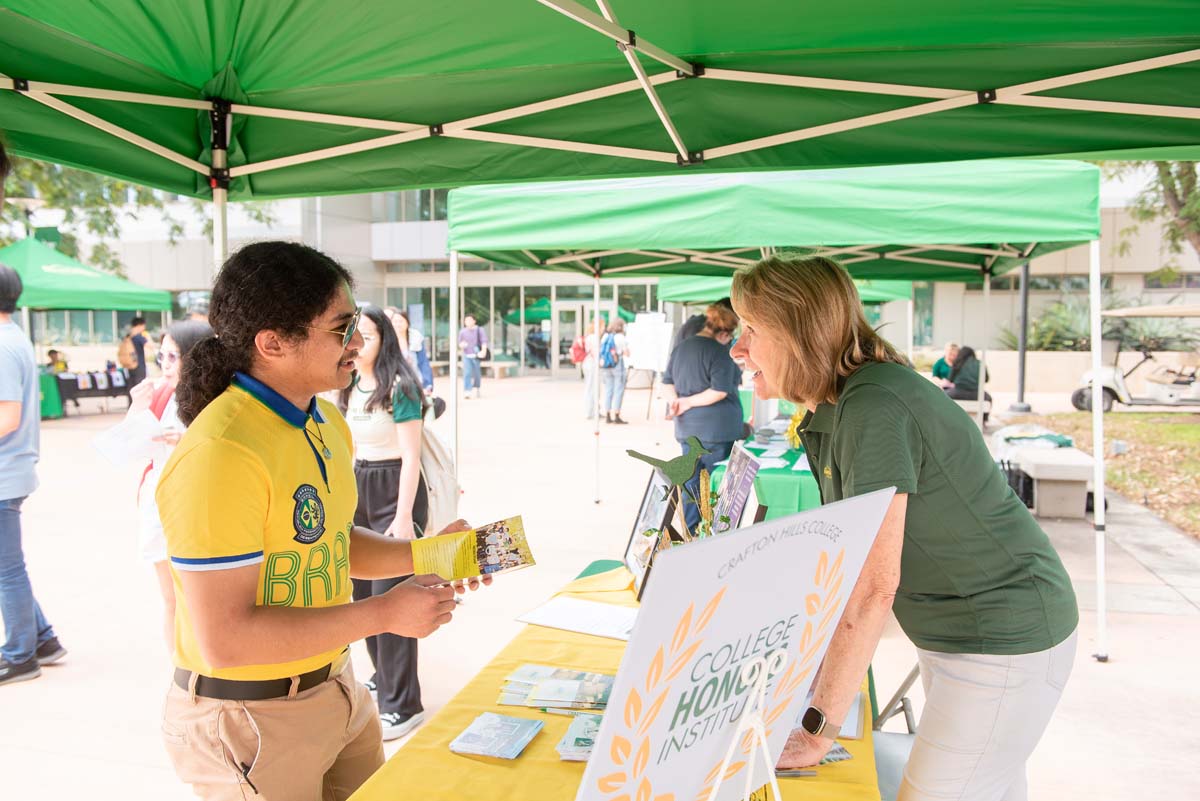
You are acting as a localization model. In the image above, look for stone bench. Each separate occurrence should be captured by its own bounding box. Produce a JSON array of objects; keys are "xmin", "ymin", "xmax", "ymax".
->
[{"xmin": 1011, "ymin": 446, "xmax": 1094, "ymax": 519}]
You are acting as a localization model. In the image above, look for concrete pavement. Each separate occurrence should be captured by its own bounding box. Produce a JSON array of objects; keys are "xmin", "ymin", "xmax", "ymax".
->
[{"xmin": 1, "ymin": 375, "xmax": 1197, "ymax": 799}]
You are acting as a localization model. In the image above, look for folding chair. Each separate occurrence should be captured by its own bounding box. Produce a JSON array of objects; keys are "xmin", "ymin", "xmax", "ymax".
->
[{"xmin": 868, "ymin": 663, "xmax": 920, "ymax": 801}]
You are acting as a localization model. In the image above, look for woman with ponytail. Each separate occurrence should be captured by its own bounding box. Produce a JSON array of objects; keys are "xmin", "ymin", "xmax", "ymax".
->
[
  {"xmin": 155, "ymin": 241, "xmax": 487, "ymax": 801},
  {"xmin": 730, "ymin": 255, "xmax": 1077, "ymax": 800}
]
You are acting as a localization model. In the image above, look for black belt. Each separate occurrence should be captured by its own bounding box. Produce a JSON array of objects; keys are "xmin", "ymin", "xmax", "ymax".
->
[{"xmin": 174, "ymin": 661, "xmax": 334, "ymax": 701}]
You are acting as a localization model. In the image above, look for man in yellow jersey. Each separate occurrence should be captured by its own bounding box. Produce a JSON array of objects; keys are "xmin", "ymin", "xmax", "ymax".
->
[{"xmin": 156, "ymin": 241, "xmax": 483, "ymax": 800}]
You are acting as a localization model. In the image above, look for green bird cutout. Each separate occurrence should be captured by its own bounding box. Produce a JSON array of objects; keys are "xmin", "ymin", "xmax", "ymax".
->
[{"xmin": 626, "ymin": 436, "xmax": 712, "ymax": 487}]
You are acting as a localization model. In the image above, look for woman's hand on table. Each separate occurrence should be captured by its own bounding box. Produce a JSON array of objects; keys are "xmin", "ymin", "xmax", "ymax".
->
[
  {"xmin": 433, "ymin": 519, "xmax": 493, "ymax": 593},
  {"xmin": 776, "ymin": 728, "xmax": 834, "ymax": 770}
]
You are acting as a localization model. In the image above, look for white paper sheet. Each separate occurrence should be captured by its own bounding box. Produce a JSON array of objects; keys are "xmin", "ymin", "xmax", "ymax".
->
[
  {"xmin": 518, "ymin": 596, "xmax": 638, "ymax": 641},
  {"xmin": 754, "ymin": 457, "xmax": 789, "ymax": 470},
  {"xmin": 757, "ymin": 444, "xmax": 788, "ymax": 458},
  {"xmin": 791, "ymin": 454, "xmax": 811, "ymax": 472},
  {"xmin": 91, "ymin": 410, "xmax": 162, "ymax": 466}
]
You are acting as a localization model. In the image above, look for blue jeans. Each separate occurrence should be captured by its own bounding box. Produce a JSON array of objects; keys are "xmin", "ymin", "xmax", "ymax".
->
[
  {"xmin": 601, "ymin": 365, "xmax": 627, "ymax": 414},
  {"xmin": 677, "ymin": 439, "xmax": 735, "ymax": 534},
  {"xmin": 0, "ymin": 497, "xmax": 56, "ymax": 664},
  {"xmin": 463, "ymin": 356, "xmax": 482, "ymax": 392}
]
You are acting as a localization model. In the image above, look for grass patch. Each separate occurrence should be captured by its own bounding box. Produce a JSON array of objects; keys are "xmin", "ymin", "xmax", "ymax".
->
[{"xmin": 1010, "ymin": 412, "xmax": 1200, "ymax": 539}]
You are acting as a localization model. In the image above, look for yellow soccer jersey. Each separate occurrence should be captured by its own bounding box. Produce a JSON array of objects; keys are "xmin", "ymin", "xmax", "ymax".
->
[{"xmin": 156, "ymin": 372, "xmax": 356, "ymax": 681}]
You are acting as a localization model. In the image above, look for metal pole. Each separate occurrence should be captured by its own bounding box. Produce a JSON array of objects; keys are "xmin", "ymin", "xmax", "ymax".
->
[
  {"xmin": 1010, "ymin": 261, "xmax": 1032, "ymax": 412},
  {"xmin": 1089, "ymin": 240, "xmax": 1109, "ymax": 662},
  {"xmin": 519, "ymin": 286, "xmax": 526, "ymax": 375},
  {"xmin": 593, "ymin": 275, "xmax": 602, "ymax": 504},
  {"xmin": 906, "ymin": 298, "xmax": 915, "ymax": 363},
  {"xmin": 976, "ymin": 271, "xmax": 989, "ymax": 430},
  {"xmin": 449, "ymin": 251, "xmax": 461, "ymax": 478},
  {"xmin": 20, "ymin": 307, "xmax": 32, "ymax": 338},
  {"xmin": 210, "ymin": 103, "xmax": 231, "ymax": 272}
]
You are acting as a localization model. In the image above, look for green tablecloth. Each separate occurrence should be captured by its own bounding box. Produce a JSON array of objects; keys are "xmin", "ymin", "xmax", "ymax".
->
[
  {"xmin": 711, "ymin": 442, "xmax": 821, "ymax": 521},
  {"xmin": 39, "ymin": 372, "xmax": 63, "ymax": 420}
]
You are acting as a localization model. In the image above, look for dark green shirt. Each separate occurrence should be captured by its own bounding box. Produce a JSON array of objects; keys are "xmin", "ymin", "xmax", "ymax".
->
[
  {"xmin": 799, "ymin": 362, "xmax": 1077, "ymax": 655},
  {"xmin": 931, "ymin": 357, "xmax": 952, "ymax": 380}
]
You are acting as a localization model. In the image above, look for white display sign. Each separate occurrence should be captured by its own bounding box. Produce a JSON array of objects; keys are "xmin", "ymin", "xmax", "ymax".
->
[
  {"xmin": 626, "ymin": 313, "xmax": 673, "ymax": 373},
  {"xmin": 577, "ymin": 488, "xmax": 894, "ymax": 801}
]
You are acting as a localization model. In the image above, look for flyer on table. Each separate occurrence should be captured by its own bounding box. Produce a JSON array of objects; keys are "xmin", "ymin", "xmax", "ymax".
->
[
  {"xmin": 411, "ymin": 515, "xmax": 534, "ymax": 581},
  {"xmin": 576, "ymin": 489, "xmax": 894, "ymax": 801}
]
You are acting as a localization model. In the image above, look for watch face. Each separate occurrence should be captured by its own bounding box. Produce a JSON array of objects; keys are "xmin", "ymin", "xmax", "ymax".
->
[{"xmin": 801, "ymin": 706, "xmax": 825, "ymax": 735}]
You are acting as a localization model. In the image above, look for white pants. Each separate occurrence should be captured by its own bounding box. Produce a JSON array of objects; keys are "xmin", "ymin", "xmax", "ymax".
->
[{"xmin": 899, "ymin": 629, "xmax": 1078, "ymax": 801}]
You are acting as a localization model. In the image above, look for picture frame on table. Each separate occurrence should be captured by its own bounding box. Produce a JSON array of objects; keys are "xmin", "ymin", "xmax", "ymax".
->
[{"xmin": 623, "ymin": 469, "xmax": 682, "ymax": 601}]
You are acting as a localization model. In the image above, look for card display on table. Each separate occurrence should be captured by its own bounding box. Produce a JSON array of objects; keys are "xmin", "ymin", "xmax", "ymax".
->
[
  {"xmin": 557, "ymin": 713, "xmax": 603, "ymax": 762},
  {"xmin": 498, "ymin": 664, "xmax": 614, "ymax": 710},
  {"xmin": 712, "ymin": 443, "xmax": 761, "ymax": 534},
  {"xmin": 411, "ymin": 515, "xmax": 534, "ymax": 581},
  {"xmin": 449, "ymin": 713, "xmax": 544, "ymax": 760}
]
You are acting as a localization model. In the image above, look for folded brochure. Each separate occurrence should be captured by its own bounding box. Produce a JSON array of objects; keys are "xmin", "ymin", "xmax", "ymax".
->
[
  {"xmin": 556, "ymin": 712, "xmax": 603, "ymax": 762},
  {"xmin": 411, "ymin": 515, "xmax": 534, "ymax": 581},
  {"xmin": 449, "ymin": 712, "xmax": 544, "ymax": 760},
  {"xmin": 498, "ymin": 664, "xmax": 614, "ymax": 710}
]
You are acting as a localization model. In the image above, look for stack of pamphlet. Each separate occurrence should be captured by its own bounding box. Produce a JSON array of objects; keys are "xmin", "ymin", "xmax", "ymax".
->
[
  {"xmin": 555, "ymin": 712, "xmax": 602, "ymax": 762},
  {"xmin": 497, "ymin": 664, "xmax": 614, "ymax": 711},
  {"xmin": 449, "ymin": 713, "xmax": 544, "ymax": 760}
]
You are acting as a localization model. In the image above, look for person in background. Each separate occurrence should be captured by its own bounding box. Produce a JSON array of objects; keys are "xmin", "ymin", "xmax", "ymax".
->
[
  {"xmin": 661, "ymin": 304, "xmax": 743, "ymax": 532},
  {"xmin": 126, "ymin": 316, "xmax": 150, "ymax": 386},
  {"xmin": 668, "ymin": 297, "xmax": 735, "ymax": 355},
  {"xmin": 581, "ymin": 316, "xmax": 605, "ymax": 420},
  {"xmin": 125, "ymin": 320, "xmax": 213, "ymax": 648},
  {"xmin": 458, "ymin": 314, "xmax": 488, "ymax": 399},
  {"xmin": 339, "ymin": 305, "xmax": 429, "ymax": 741},
  {"xmin": 944, "ymin": 345, "xmax": 991, "ymax": 418},
  {"xmin": 731, "ymin": 255, "xmax": 1076, "ymax": 799},
  {"xmin": 385, "ymin": 308, "xmax": 435, "ymax": 394},
  {"xmin": 599, "ymin": 318, "xmax": 630, "ymax": 425},
  {"xmin": 1, "ymin": 140, "xmax": 67, "ymax": 689},
  {"xmin": 187, "ymin": 298, "xmax": 210, "ymax": 324},
  {"xmin": 46, "ymin": 349, "xmax": 68, "ymax": 373},
  {"xmin": 525, "ymin": 326, "xmax": 550, "ymax": 369},
  {"xmin": 931, "ymin": 341, "xmax": 958, "ymax": 386}
]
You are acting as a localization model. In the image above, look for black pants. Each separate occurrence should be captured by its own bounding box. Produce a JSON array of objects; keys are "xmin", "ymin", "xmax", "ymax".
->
[
  {"xmin": 944, "ymin": 386, "xmax": 993, "ymax": 421},
  {"xmin": 351, "ymin": 458, "xmax": 429, "ymax": 717}
]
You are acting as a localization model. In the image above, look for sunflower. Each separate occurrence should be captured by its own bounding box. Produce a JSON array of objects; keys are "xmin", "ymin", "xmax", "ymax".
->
[{"xmin": 784, "ymin": 411, "xmax": 806, "ymax": 450}]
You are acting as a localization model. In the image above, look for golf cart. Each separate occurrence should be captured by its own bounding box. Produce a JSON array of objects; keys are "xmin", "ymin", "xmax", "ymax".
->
[{"xmin": 1070, "ymin": 304, "xmax": 1200, "ymax": 412}]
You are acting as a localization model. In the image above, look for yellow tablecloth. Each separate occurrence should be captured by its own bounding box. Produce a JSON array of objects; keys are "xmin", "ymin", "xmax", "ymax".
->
[{"xmin": 350, "ymin": 569, "xmax": 880, "ymax": 801}]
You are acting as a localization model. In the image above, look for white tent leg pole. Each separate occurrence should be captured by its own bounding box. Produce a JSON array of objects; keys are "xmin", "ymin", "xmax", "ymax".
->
[
  {"xmin": 1089, "ymin": 240, "xmax": 1109, "ymax": 662},
  {"xmin": 976, "ymin": 275, "xmax": 989, "ymax": 430},
  {"xmin": 450, "ymin": 251, "xmax": 461, "ymax": 478},
  {"xmin": 212, "ymin": 151, "xmax": 228, "ymax": 271},
  {"xmin": 906, "ymin": 298, "xmax": 915, "ymax": 363},
  {"xmin": 20, "ymin": 306, "xmax": 32, "ymax": 337},
  {"xmin": 593, "ymin": 276, "xmax": 602, "ymax": 505}
]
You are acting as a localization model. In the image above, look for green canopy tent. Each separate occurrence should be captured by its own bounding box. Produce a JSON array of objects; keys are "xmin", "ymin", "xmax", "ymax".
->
[
  {"xmin": 502, "ymin": 296, "xmax": 635, "ymax": 325},
  {"xmin": 0, "ymin": 239, "xmax": 171, "ymax": 334},
  {"xmin": 448, "ymin": 159, "xmax": 1114, "ymax": 650}
]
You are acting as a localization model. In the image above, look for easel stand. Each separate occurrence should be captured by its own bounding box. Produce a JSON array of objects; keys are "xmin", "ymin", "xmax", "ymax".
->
[{"xmin": 705, "ymin": 649, "xmax": 788, "ymax": 801}]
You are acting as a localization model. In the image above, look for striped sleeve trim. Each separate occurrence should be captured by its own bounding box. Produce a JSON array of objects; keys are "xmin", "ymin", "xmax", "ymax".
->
[{"xmin": 170, "ymin": 551, "xmax": 265, "ymax": 572}]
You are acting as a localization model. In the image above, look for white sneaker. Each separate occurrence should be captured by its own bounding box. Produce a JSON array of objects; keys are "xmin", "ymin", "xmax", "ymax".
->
[{"xmin": 380, "ymin": 711, "xmax": 425, "ymax": 741}]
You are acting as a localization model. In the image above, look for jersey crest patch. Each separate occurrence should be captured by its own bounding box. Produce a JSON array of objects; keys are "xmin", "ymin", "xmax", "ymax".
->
[{"xmin": 292, "ymin": 484, "xmax": 327, "ymax": 544}]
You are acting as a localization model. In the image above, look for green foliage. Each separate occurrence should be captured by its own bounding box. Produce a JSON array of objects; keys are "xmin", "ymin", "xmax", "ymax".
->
[
  {"xmin": 1, "ymin": 157, "xmax": 274, "ymax": 276},
  {"xmin": 999, "ymin": 293, "xmax": 1199, "ymax": 352},
  {"xmin": 1101, "ymin": 161, "xmax": 1200, "ymax": 268}
]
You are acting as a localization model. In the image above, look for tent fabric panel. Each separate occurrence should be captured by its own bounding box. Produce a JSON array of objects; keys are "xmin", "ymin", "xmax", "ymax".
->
[{"xmin": 0, "ymin": 239, "xmax": 173, "ymax": 311}]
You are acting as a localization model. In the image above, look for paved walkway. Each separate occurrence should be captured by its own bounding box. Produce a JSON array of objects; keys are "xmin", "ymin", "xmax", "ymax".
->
[{"xmin": 1, "ymin": 375, "xmax": 1197, "ymax": 799}]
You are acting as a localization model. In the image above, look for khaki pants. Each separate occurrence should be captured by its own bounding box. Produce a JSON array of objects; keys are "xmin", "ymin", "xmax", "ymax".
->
[{"xmin": 162, "ymin": 660, "xmax": 384, "ymax": 801}]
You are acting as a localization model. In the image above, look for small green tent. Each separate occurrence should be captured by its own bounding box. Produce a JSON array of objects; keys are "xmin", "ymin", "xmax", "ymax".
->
[{"xmin": 0, "ymin": 238, "xmax": 172, "ymax": 311}]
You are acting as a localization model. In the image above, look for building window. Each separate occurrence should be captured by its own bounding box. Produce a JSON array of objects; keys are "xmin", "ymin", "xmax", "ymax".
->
[
  {"xmin": 618, "ymin": 284, "xmax": 650, "ymax": 315},
  {"xmin": 1186, "ymin": 274, "xmax": 1200, "ymax": 289},
  {"xmin": 1145, "ymin": 272, "xmax": 1184, "ymax": 290},
  {"xmin": 379, "ymin": 189, "xmax": 450, "ymax": 222},
  {"xmin": 553, "ymin": 285, "xmax": 616, "ymax": 301},
  {"xmin": 93, "ymin": 310, "xmax": 116, "ymax": 344}
]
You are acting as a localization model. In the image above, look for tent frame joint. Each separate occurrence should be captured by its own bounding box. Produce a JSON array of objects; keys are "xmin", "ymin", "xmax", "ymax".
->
[
  {"xmin": 209, "ymin": 167, "xmax": 230, "ymax": 190},
  {"xmin": 977, "ymin": 89, "xmax": 998, "ymax": 104},
  {"xmin": 677, "ymin": 150, "xmax": 705, "ymax": 166},
  {"xmin": 209, "ymin": 99, "xmax": 231, "ymax": 152},
  {"xmin": 678, "ymin": 63, "xmax": 706, "ymax": 79},
  {"xmin": 429, "ymin": 123, "xmax": 445, "ymax": 137},
  {"xmin": 12, "ymin": 77, "xmax": 29, "ymax": 93}
]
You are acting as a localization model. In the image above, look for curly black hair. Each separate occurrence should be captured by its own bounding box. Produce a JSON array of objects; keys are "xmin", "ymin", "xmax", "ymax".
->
[{"xmin": 176, "ymin": 241, "xmax": 354, "ymax": 425}]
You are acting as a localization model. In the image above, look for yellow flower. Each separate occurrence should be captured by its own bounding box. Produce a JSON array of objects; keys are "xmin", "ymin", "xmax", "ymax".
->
[
  {"xmin": 699, "ymin": 468, "xmax": 713, "ymax": 525},
  {"xmin": 784, "ymin": 411, "xmax": 806, "ymax": 449}
]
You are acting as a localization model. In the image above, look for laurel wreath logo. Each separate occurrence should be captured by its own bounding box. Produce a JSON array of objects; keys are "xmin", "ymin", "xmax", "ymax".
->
[
  {"xmin": 693, "ymin": 548, "xmax": 846, "ymax": 801},
  {"xmin": 596, "ymin": 587, "xmax": 728, "ymax": 801}
]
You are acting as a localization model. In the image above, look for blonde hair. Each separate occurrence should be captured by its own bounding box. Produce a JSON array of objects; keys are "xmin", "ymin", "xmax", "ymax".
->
[
  {"xmin": 703, "ymin": 303, "xmax": 739, "ymax": 335},
  {"xmin": 731, "ymin": 255, "xmax": 906, "ymax": 405}
]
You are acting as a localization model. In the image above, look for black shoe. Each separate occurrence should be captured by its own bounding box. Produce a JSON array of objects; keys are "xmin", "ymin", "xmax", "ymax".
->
[
  {"xmin": 612, "ymin": 415, "xmax": 628, "ymax": 425},
  {"xmin": 36, "ymin": 637, "xmax": 67, "ymax": 666},
  {"xmin": 380, "ymin": 711, "xmax": 425, "ymax": 741},
  {"xmin": 0, "ymin": 656, "xmax": 41, "ymax": 687}
]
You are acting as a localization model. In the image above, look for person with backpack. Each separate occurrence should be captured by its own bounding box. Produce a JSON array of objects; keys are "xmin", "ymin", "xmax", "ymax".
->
[
  {"xmin": 457, "ymin": 314, "xmax": 488, "ymax": 399},
  {"xmin": 122, "ymin": 320, "xmax": 214, "ymax": 647},
  {"xmin": 338, "ymin": 304, "xmax": 431, "ymax": 741},
  {"xmin": 599, "ymin": 318, "xmax": 631, "ymax": 424}
]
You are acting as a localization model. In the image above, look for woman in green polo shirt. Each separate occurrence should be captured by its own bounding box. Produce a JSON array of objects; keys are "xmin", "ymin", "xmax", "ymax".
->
[{"xmin": 730, "ymin": 255, "xmax": 1078, "ymax": 801}]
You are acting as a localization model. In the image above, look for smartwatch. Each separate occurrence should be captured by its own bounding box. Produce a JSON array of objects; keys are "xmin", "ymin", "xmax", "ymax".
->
[{"xmin": 800, "ymin": 706, "xmax": 840, "ymax": 740}]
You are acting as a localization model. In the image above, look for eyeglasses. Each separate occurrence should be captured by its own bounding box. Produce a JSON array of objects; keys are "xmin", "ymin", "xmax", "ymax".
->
[{"xmin": 304, "ymin": 306, "xmax": 362, "ymax": 349}]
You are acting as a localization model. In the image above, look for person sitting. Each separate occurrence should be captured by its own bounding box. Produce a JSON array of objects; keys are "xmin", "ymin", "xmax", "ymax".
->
[
  {"xmin": 46, "ymin": 349, "xmax": 68, "ymax": 373},
  {"xmin": 943, "ymin": 345, "xmax": 992, "ymax": 419},
  {"xmin": 932, "ymin": 341, "xmax": 958, "ymax": 386}
]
